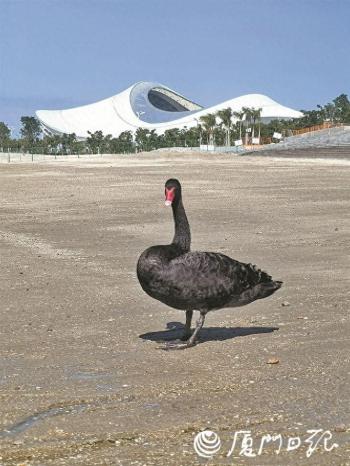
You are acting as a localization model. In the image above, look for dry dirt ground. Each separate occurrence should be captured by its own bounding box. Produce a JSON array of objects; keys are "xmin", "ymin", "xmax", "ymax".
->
[{"xmin": 0, "ymin": 152, "xmax": 349, "ymax": 466}]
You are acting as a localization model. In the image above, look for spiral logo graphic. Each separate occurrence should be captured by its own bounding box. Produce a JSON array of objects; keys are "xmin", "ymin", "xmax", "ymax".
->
[{"xmin": 193, "ymin": 430, "xmax": 221, "ymax": 458}]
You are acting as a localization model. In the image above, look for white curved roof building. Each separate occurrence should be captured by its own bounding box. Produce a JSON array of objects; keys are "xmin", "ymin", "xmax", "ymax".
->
[{"xmin": 36, "ymin": 81, "xmax": 303, "ymax": 139}]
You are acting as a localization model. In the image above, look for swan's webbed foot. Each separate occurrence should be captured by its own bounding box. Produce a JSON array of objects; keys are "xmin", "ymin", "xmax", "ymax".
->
[
  {"xmin": 156, "ymin": 311, "xmax": 206, "ymax": 351},
  {"xmin": 156, "ymin": 339, "xmax": 198, "ymax": 351}
]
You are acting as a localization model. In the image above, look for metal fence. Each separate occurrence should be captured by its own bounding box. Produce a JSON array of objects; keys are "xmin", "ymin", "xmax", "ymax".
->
[
  {"xmin": 0, "ymin": 152, "xmax": 134, "ymax": 164},
  {"xmin": 199, "ymin": 145, "xmax": 260, "ymax": 154}
]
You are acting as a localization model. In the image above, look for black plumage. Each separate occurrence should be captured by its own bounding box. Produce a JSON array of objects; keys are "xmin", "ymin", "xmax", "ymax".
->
[{"xmin": 137, "ymin": 178, "xmax": 282, "ymax": 349}]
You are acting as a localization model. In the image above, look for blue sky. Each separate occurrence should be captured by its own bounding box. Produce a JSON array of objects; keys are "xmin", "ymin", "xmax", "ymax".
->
[{"xmin": 1, "ymin": 0, "xmax": 349, "ymax": 135}]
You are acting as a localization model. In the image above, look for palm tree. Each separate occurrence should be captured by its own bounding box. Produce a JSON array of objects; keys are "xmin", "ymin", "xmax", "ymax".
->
[
  {"xmin": 322, "ymin": 103, "xmax": 336, "ymax": 123},
  {"xmin": 232, "ymin": 110, "xmax": 245, "ymax": 141},
  {"xmin": 200, "ymin": 113, "xmax": 216, "ymax": 145},
  {"xmin": 180, "ymin": 126, "xmax": 188, "ymax": 147},
  {"xmin": 197, "ymin": 123, "xmax": 202, "ymax": 146},
  {"xmin": 135, "ymin": 128, "xmax": 151, "ymax": 152},
  {"xmin": 45, "ymin": 134, "xmax": 61, "ymax": 154},
  {"xmin": 164, "ymin": 128, "xmax": 180, "ymax": 147},
  {"xmin": 256, "ymin": 108, "xmax": 263, "ymax": 141},
  {"xmin": 194, "ymin": 119, "xmax": 202, "ymax": 146},
  {"xmin": 118, "ymin": 130, "xmax": 134, "ymax": 153},
  {"xmin": 87, "ymin": 130, "xmax": 105, "ymax": 154},
  {"xmin": 216, "ymin": 108, "xmax": 233, "ymax": 146},
  {"xmin": 0, "ymin": 122, "xmax": 10, "ymax": 150},
  {"xmin": 241, "ymin": 107, "xmax": 253, "ymax": 144},
  {"xmin": 186, "ymin": 126, "xmax": 201, "ymax": 148},
  {"xmin": 250, "ymin": 107, "xmax": 262, "ymax": 142}
]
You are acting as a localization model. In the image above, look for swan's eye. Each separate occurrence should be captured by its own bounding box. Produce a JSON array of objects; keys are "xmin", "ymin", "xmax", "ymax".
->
[{"xmin": 165, "ymin": 187, "xmax": 175, "ymax": 206}]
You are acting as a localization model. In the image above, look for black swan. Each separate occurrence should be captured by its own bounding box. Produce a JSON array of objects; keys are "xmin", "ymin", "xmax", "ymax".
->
[{"xmin": 137, "ymin": 179, "xmax": 282, "ymax": 350}]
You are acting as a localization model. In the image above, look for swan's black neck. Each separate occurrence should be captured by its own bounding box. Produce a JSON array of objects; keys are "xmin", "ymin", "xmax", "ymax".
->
[{"xmin": 171, "ymin": 198, "xmax": 191, "ymax": 252}]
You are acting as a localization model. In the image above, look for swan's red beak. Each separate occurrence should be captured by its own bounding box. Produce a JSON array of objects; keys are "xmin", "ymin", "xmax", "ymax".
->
[{"xmin": 165, "ymin": 187, "xmax": 175, "ymax": 206}]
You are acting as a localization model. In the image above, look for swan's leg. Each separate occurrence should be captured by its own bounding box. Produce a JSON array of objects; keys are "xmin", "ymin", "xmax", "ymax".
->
[
  {"xmin": 181, "ymin": 310, "xmax": 193, "ymax": 341},
  {"xmin": 186, "ymin": 311, "xmax": 205, "ymax": 347},
  {"xmin": 158, "ymin": 311, "xmax": 206, "ymax": 350}
]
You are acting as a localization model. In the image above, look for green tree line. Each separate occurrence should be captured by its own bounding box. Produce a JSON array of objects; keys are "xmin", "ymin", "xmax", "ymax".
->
[{"xmin": 1, "ymin": 93, "xmax": 349, "ymax": 155}]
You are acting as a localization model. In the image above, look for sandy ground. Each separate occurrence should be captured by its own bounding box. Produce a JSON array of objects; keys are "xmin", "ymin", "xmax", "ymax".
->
[{"xmin": 0, "ymin": 152, "xmax": 349, "ymax": 465}]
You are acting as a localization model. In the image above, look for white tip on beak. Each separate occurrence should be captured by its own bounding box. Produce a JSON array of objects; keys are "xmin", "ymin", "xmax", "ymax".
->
[{"xmin": 165, "ymin": 200, "xmax": 172, "ymax": 207}]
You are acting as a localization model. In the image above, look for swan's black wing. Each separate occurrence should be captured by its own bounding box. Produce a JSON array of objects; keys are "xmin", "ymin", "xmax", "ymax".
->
[{"xmin": 153, "ymin": 251, "xmax": 280, "ymax": 311}]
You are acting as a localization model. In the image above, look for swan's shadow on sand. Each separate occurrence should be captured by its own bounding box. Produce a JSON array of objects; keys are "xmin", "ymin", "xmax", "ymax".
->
[{"xmin": 140, "ymin": 321, "xmax": 279, "ymax": 344}]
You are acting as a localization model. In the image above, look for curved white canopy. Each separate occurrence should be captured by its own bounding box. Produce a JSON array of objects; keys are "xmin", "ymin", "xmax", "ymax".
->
[{"xmin": 36, "ymin": 81, "xmax": 303, "ymax": 139}]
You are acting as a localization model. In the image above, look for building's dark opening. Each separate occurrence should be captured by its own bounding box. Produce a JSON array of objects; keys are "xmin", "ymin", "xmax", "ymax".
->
[{"xmin": 148, "ymin": 90, "xmax": 189, "ymax": 112}]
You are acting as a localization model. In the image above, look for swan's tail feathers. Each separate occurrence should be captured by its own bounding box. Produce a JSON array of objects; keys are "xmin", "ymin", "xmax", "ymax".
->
[{"xmin": 256, "ymin": 280, "xmax": 283, "ymax": 299}]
